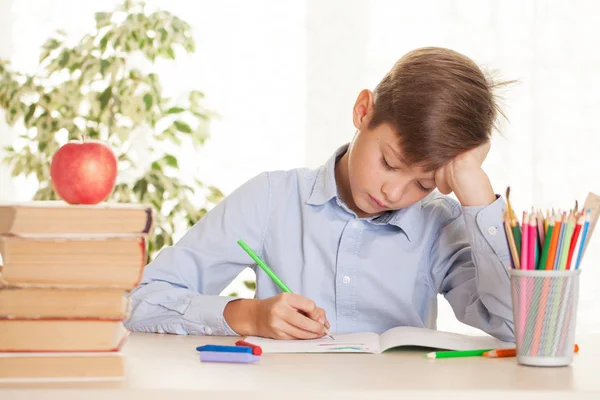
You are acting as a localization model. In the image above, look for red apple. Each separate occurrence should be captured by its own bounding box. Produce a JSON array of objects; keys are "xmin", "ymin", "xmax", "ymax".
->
[{"xmin": 50, "ymin": 140, "xmax": 118, "ymax": 205}]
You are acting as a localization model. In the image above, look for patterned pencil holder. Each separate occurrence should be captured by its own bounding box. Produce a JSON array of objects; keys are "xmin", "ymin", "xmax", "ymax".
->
[{"xmin": 510, "ymin": 269, "xmax": 581, "ymax": 367}]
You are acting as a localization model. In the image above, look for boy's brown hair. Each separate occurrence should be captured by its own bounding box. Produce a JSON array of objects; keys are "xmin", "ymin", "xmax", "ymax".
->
[{"xmin": 369, "ymin": 47, "xmax": 510, "ymax": 171}]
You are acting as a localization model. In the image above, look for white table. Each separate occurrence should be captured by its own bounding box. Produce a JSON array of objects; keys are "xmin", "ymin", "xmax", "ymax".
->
[{"xmin": 1, "ymin": 332, "xmax": 599, "ymax": 399}]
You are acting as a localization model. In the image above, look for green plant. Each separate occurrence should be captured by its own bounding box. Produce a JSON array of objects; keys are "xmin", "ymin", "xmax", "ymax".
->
[{"xmin": 0, "ymin": 0, "xmax": 223, "ymax": 259}]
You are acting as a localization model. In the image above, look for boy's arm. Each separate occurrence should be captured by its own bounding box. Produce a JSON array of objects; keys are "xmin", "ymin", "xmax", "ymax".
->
[
  {"xmin": 429, "ymin": 197, "xmax": 515, "ymax": 343},
  {"xmin": 124, "ymin": 172, "xmax": 271, "ymax": 336}
]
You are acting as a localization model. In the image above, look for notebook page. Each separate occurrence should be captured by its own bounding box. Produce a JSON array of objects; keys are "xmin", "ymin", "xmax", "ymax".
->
[
  {"xmin": 244, "ymin": 332, "xmax": 380, "ymax": 353},
  {"xmin": 379, "ymin": 326, "xmax": 514, "ymax": 352}
]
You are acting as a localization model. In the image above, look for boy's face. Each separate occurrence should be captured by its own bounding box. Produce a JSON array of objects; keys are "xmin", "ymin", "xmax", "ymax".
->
[{"xmin": 341, "ymin": 90, "xmax": 437, "ymax": 218}]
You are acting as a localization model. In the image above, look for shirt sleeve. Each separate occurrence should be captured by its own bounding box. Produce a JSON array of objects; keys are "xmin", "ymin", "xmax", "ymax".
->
[
  {"xmin": 124, "ymin": 172, "xmax": 272, "ymax": 336},
  {"xmin": 429, "ymin": 195, "xmax": 515, "ymax": 343}
]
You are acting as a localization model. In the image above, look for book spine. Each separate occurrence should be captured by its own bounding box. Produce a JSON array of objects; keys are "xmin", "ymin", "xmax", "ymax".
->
[{"xmin": 142, "ymin": 208, "xmax": 153, "ymax": 233}]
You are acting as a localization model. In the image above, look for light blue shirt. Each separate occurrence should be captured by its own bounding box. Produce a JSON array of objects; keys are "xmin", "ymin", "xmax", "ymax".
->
[{"xmin": 125, "ymin": 145, "xmax": 515, "ymax": 342}]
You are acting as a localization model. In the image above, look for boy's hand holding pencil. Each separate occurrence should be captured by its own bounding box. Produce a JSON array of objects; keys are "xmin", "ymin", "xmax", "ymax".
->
[
  {"xmin": 224, "ymin": 240, "xmax": 333, "ymax": 340},
  {"xmin": 224, "ymin": 292, "xmax": 331, "ymax": 340}
]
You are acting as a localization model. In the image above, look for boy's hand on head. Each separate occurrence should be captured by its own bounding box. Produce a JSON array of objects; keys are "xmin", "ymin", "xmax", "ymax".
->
[
  {"xmin": 223, "ymin": 293, "xmax": 330, "ymax": 340},
  {"xmin": 434, "ymin": 141, "xmax": 496, "ymax": 207}
]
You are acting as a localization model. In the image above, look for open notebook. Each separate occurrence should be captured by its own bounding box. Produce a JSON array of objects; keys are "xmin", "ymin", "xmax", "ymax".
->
[{"xmin": 245, "ymin": 326, "xmax": 514, "ymax": 353}]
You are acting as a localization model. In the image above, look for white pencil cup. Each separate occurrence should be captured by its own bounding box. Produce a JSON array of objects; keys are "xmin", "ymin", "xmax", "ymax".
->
[{"xmin": 509, "ymin": 269, "xmax": 581, "ymax": 367}]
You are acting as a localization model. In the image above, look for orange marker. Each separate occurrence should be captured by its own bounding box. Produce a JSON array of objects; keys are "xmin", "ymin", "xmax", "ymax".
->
[{"xmin": 483, "ymin": 344, "xmax": 579, "ymax": 358}]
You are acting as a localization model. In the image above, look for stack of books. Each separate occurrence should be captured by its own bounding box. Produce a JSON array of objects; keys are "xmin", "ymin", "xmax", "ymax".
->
[{"xmin": 0, "ymin": 201, "xmax": 152, "ymax": 381}]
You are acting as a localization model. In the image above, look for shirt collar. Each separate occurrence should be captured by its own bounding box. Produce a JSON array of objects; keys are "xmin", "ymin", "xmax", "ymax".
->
[
  {"xmin": 306, "ymin": 143, "xmax": 426, "ymax": 242},
  {"xmin": 374, "ymin": 201, "xmax": 423, "ymax": 241},
  {"xmin": 306, "ymin": 144, "xmax": 348, "ymax": 207}
]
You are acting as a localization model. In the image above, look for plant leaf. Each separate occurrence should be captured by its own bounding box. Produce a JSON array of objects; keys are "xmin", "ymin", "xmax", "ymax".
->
[
  {"xmin": 163, "ymin": 154, "xmax": 178, "ymax": 168},
  {"xmin": 99, "ymin": 31, "xmax": 113, "ymax": 52},
  {"xmin": 165, "ymin": 106, "xmax": 185, "ymax": 114},
  {"xmin": 243, "ymin": 280, "xmax": 256, "ymax": 290},
  {"xmin": 58, "ymin": 50, "xmax": 70, "ymax": 68},
  {"xmin": 151, "ymin": 161, "xmax": 162, "ymax": 171},
  {"xmin": 23, "ymin": 104, "xmax": 36, "ymax": 125},
  {"xmin": 155, "ymin": 233, "xmax": 165, "ymax": 251},
  {"xmin": 95, "ymin": 12, "xmax": 112, "ymax": 28},
  {"xmin": 143, "ymin": 93, "xmax": 153, "ymax": 110},
  {"xmin": 174, "ymin": 120, "xmax": 191, "ymax": 133},
  {"xmin": 98, "ymin": 86, "xmax": 112, "ymax": 111}
]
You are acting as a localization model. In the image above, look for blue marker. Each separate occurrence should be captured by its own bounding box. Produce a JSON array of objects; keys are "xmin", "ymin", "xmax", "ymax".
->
[
  {"xmin": 196, "ymin": 344, "xmax": 252, "ymax": 354},
  {"xmin": 200, "ymin": 351, "xmax": 260, "ymax": 364}
]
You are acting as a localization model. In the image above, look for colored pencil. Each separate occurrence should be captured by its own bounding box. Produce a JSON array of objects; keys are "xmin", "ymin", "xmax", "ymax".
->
[
  {"xmin": 537, "ymin": 219, "xmax": 554, "ymax": 270},
  {"xmin": 504, "ymin": 211, "xmax": 521, "ymax": 269},
  {"xmin": 505, "ymin": 188, "xmax": 522, "ymax": 258},
  {"xmin": 567, "ymin": 215, "xmax": 585, "ymax": 269},
  {"xmin": 553, "ymin": 213, "xmax": 567, "ymax": 270},
  {"xmin": 546, "ymin": 213, "xmax": 561, "ymax": 270},
  {"xmin": 521, "ymin": 212, "xmax": 529, "ymax": 270},
  {"xmin": 537, "ymin": 210, "xmax": 545, "ymax": 250},
  {"xmin": 528, "ymin": 214, "xmax": 537, "ymax": 270},
  {"xmin": 512, "ymin": 220, "xmax": 522, "ymax": 259},
  {"xmin": 425, "ymin": 349, "xmax": 492, "ymax": 359},
  {"xmin": 558, "ymin": 213, "xmax": 575, "ymax": 270},
  {"xmin": 575, "ymin": 211, "xmax": 591, "ymax": 270}
]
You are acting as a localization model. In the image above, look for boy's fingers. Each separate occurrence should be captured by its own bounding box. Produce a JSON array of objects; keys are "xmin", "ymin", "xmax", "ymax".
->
[
  {"xmin": 284, "ymin": 293, "xmax": 317, "ymax": 315},
  {"xmin": 312, "ymin": 308, "xmax": 328, "ymax": 325},
  {"xmin": 305, "ymin": 306, "xmax": 326, "ymax": 323},
  {"xmin": 279, "ymin": 321, "xmax": 324, "ymax": 340},
  {"xmin": 434, "ymin": 167, "xmax": 452, "ymax": 195},
  {"xmin": 284, "ymin": 307, "xmax": 326, "ymax": 335},
  {"xmin": 271, "ymin": 330, "xmax": 296, "ymax": 340},
  {"xmin": 280, "ymin": 293, "xmax": 329, "ymax": 331}
]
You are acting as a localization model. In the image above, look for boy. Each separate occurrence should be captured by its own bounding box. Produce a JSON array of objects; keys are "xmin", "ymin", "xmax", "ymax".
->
[{"xmin": 125, "ymin": 47, "xmax": 514, "ymax": 342}]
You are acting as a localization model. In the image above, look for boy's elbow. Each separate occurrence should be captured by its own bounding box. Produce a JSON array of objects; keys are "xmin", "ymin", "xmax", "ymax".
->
[
  {"xmin": 488, "ymin": 320, "xmax": 515, "ymax": 343},
  {"xmin": 122, "ymin": 296, "xmax": 151, "ymax": 332},
  {"xmin": 462, "ymin": 311, "xmax": 515, "ymax": 343}
]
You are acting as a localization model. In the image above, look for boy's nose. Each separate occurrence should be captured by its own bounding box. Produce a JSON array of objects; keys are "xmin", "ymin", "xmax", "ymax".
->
[{"xmin": 382, "ymin": 181, "xmax": 405, "ymax": 204}]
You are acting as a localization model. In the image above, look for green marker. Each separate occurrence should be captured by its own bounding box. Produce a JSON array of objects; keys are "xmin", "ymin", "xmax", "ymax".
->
[
  {"xmin": 237, "ymin": 239, "xmax": 334, "ymax": 340},
  {"xmin": 425, "ymin": 349, "xmax": 492, "ymax": 359}
]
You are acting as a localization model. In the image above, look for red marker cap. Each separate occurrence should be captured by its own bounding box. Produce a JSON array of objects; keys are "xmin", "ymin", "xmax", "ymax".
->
[{"xmin": 235, "ymin": 340, "xmax": 263, "ymax": 355}]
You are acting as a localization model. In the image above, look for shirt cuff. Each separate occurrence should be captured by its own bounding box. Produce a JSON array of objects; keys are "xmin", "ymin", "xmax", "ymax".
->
[
  {"xmin": 182, "ymin": 295, "xmax": 240, "ymax": 336},
  {"xmin": 461, "ymin": 195, "xmax": 509, "ymax": 256}
]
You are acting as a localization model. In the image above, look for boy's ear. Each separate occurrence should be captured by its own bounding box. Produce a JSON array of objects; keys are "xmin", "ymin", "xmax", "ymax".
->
[{"xmin": 352, "ymin": 89, "xmax": 374, "ymax": 130}]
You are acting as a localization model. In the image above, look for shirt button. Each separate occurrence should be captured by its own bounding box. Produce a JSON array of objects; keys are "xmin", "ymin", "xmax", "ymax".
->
[
  {"xmin": 488, "ymin": 227, "xmax": 498, "ymax": 235},
  {"xmin": 342, "ymin": 276, "xmax": 351, "ymax": 284},
  {"xmin": 204, "ymin": 327, "xmax": 213, "ymax": 335},
  {"xmin": 352, "ymin": 220, "xmax": 359, "ymax": 228}
]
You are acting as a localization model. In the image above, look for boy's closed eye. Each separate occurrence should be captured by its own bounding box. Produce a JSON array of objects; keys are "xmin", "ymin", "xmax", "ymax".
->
[{"xmin": 380, "ymin": 155, "xmax": 434, "ymax": 193}]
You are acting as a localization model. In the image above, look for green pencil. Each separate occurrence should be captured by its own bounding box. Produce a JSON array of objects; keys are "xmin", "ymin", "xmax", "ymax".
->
[
  {"xmin": 512, "ymin": 224, "xmax": 522, "ymax": 258},
  {"xmin": 558, "ymin": 214, "xmax": 575, "ymax": 270},
  {"xmin": 237, "ymin": 239, "xmax": 334, "ymax": 339},
  {"xmin": 537, "ymin": 222, "xmax": 554, "ymax": 270},
  {"xmin": 425, "ymin": 349, "xmax": 492, "ymax": 359}
]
